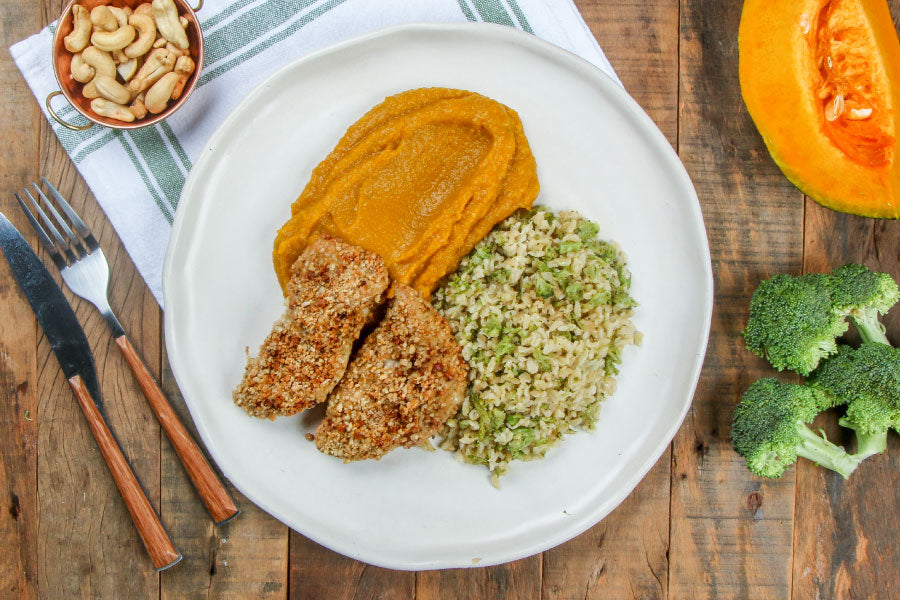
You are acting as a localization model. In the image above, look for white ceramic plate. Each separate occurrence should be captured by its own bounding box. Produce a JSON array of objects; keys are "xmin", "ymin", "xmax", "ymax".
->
[{"xmin": 164, "ymin": 23, "xmax": 713, "ymax": 570}]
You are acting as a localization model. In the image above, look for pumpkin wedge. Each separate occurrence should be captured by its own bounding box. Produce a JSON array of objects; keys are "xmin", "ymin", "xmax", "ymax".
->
[{"xmin": 739, "ymin": 0, "xmax": 900, "ymax": 218}]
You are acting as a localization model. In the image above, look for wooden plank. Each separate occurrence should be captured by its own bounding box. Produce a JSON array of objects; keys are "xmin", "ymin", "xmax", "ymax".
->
[
  {"xmin": 0, "ymin": 1, "xmax": 41, "ymax": 597},
  {"xmin": 794, "ymin": 0, "xmax": 900, "ymax": 580},
  {"xmin": 34, "ymin": 151, "xmax": 163, "ymax": 597},
  {"xmin": 542, "ymin": 462, "xmax": 670, "ymax": 600},
  {"xmin": 290, "ymin": 535, "xmax": 416, "ymax": 600},
  {"xmin": 35, "ymin": 0, "xmax": 165, "ymax": 579},
  {"xmin": 416, "ymin": 557, "xmax": 542, "ymax": 600},
  {"xmin": 160, "ymin": 348, "xmax": 289, "ymax": 600},
  {"xmin": 542, "ymin": 1, "xmax": 677, "ymax": 598},
  {"xmin": 669, "ymin": 0, "xmax": 806, "ymax": 598},
  {"xmin": 793, "ymin": 204, "xmax": 900, "ymax": 600},
  {"xmin": 772, "ymin": 4, "xmax": 900, "ymax": 599},
  {"xmin": 575, "ymin": 0, "xmax": 680, "ymax": 142}
]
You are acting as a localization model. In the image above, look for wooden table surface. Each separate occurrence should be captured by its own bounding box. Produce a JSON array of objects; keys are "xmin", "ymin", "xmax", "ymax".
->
[{"xmin": 2, "ymin": 1, "xmax": 899, "ymax": 598}]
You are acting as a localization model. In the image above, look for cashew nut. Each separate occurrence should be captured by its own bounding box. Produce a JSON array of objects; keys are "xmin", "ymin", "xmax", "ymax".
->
[
  {"xmin": 70, "ymin": 52, "xmax": 95, "ymax": 83},
  {"xmin": 64, "ymin": 5, "xmax": 91, "ymax": 53},
  {"xmin": 145, "ymin": 71, "xmax": 180, "ymax": 113},
  {"xmin": 129, "ymin": 48, "xmax": 176, "ymax": 95},
  {"xmin": 171, "ymin": 55, "xmax": 195, "ymax": 101},
  {"xmin": 91, "ymin": 98, "xmax": 135, "ymax": 123},
  {"xmin": 80, "ymin": 46, "xmax": 116, "ymax": 79},
  {"xmin": 82, "ymin": 79, "xmax": 100, "ymax": 99},
  {"xmin": 117, "ymin": 58, "xmax": 138, "ymax": 82},
  {"xmin": 124, "ymin": 14, "xmax": 157, "ymax": 58},
  {"xmin": 90, "ymin": 6, "xmax": 118, "ymax": 32},
  {"xmin": 152, "ymin": 0, "xmax": 189, "ymax": 50},
  {"xmin": 63, "ymin": 1, "xmax": 194, "ymax": 122},
  {"xmin": 165, "ymin": 42, "xmax": 185, "ymax": 57},
  {"xmin": 130, "ymin": 95, "xmax": 148, "ymax": 120},
  {"xmin": 109, "ymin": 6, "xmax": 130, "ymax": 28},
  {"xmin": 91, "ymin": 25, "xmax": 136, "ymax": 52},
  {"xmin": 174, "ymin": 54, "xmax": 195, "ymax": 76},
  {"xmin": 94, "ymin": 75, "xmax": 132, "ymax": 105}
]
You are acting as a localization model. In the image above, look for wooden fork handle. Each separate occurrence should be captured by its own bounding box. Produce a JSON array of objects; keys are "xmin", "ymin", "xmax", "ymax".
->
[
  {"xmin": 68, "ymin": 375, "xmax": 182, "ymax": 571},
  {"xmin": 115, "ymin": 335, "xmax": 240, "ymax": 525}
]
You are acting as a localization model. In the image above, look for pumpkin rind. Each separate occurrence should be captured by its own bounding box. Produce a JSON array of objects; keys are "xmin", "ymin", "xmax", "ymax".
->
[{"xmin": 739, "ymin": 0, "xmax": 900, "ymax": 218}]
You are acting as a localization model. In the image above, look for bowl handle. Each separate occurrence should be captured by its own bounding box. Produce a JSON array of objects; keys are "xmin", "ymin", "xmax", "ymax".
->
[
  {"xmin": 46, "ymin": 91, "xmax": 93, "ymax": 131},
  {"xmin": 192, "ymin": 0, "xmax": 204, "ymax": 10}
]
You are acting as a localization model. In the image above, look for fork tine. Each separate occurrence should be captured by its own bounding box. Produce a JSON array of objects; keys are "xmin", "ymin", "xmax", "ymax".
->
[
  {"xmin": 15, "ymin": 192, "xmax": 68, "ymax": 271},
  {"xmin": 31, "ymin": 183, "xmax": 88, "ymax": 258},
  {"xmin": 21, "ymin": 188, "xmax": 80, "ymax": 263},
  {"xmin": 41, "ymin": 177, "xmax": 99, "ymax": 251}
]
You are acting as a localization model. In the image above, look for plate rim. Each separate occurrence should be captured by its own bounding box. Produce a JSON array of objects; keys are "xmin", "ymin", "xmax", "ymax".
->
[{"xmin": 163, "ymin": 21, "xmax": 714, "ymax": 570}]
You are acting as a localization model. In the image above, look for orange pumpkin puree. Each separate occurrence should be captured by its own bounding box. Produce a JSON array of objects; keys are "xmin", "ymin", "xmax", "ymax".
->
[{"xmin": 272, "ymin": 88, "xmax": 540, "ymax": 298}]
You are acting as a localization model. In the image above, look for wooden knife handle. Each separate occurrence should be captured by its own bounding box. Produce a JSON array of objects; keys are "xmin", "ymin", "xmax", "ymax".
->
[
  {"xmin": 115, "ymin": 335, "xmax": 240, "ymax": 525},
  {"xmin": 68, "ymin": 375, "xmax": 182, "ymax": 571}
]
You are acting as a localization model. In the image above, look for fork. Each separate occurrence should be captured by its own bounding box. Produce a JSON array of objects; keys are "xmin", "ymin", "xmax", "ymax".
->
[{"xmin": 16, "ymin": 178, "xmax": 240, "ymax": 525}]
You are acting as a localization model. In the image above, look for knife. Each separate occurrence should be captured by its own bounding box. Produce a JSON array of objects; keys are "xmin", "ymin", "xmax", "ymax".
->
[{"xmin": 0, "ymin": 210, "xmax": 182, "ymax": 572}]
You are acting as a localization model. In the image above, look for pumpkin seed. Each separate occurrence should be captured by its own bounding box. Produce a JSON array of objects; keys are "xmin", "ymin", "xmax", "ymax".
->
[
  {"xmin": 824, "ymin": 94, "xmax": 844, "ymax": 121},
  {"xmin": 847, "ymin": 107, "xmax": 873, "ymax": 120}
]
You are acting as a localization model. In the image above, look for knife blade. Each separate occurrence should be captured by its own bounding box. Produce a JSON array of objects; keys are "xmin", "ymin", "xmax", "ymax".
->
[
  {"xmin": 0, "ymin": 209, "xmax": 182, "ymax": 571},
  {"xmin": 0, "ymin": 210, "xmax": 102, "ymax": 408}
]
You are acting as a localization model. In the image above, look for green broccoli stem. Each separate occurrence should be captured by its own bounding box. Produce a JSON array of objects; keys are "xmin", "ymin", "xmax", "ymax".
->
[
  {"xmin": 851, "ymin": 310, "xmax": 891, "ymax": 346},
  {"xmin": 838, "ymin": 416, "xmax": 888, "ymax": 461},
  {"xmin": 794, "ymin": 423, "xmax": 860, "ymax": 479}
]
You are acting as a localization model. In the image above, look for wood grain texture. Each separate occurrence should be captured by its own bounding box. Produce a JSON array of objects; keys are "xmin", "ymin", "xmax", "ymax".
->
[
  {"xmin": 67, "ymin": 374, "xmax": 181, "ymax": 571},
  {"xmin": 416, "ymin": 556, "xmax": 542, "ymax": 600},
  {"xmin": 115, "ymin": 335, "xmax": 238, "ymax": 524},
  {"xmin": 669, "ymin": 0, "xmax": 805, "ymax": 599},
  {"xmin": 36, "ymin": 0, "xmax": 165, "ymax": 587},
  {"xmin": 35, "ymin": 152, "xmax": 164, "ymax": 596},
  {"xmin": 290, "ymin": 535, "xmax": 416, "ymax": 600},
  {"xmin": 0, "ymin": 1, "xmax": 41, "ymax": 597},
  {"xmin": 793, "ymin": 202, "xmax": 900, "ymax": 600},
  {"xmin": 159, "ymin": 347, "xmax": 289, "ymax": 600},
  {"xmin": 542, "ymin": 461, "xmax": 670, "ymax": 600},
  {"xmin": 541, "ymin": 2, "xmax": 677, "ymax": 598},
  {"xmin": 4, "ymin": 0, "xmax": 900, "ymax": 597},
  {"xmin": 576, "ymin": 0, "xmax": 680, "ymax": 142},
  {"xmin": 794, "ymin": 4, "xmax": 900, "ymax": 581}
]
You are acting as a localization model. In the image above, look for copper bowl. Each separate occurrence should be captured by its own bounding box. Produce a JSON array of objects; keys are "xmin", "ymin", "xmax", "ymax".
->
[{"xmin": 48, "ymin": 0, "xmax": 204, "ymax": 130}]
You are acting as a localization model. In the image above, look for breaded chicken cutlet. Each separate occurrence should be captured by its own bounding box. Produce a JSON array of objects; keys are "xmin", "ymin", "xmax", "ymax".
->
[
  {"xmin": 315, "ymin": 284, "xmax": 468, "ymax": 461},
  {"xmin": 233, "ymin": 236, "xmax": 389, "ymax": 419}
]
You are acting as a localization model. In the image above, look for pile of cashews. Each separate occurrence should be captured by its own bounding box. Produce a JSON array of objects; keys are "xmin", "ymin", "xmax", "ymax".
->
[{"xmin": 63, "ymin": 0, "xmax": 196, "ymax": 123}]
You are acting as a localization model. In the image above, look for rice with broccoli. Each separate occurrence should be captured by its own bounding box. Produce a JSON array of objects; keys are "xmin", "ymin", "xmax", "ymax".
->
[{"xmin": 433, "ymin": 207, "xmax": 639, "ymax": 481}]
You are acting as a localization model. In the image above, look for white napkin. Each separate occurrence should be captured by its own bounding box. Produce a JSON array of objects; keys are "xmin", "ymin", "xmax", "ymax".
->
[{"xmin": 10, "ymin": 0, "xmax": 618, "ymax": 307}]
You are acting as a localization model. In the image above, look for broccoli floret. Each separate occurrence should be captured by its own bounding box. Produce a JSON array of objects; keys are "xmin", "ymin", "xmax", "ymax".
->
[
  {"xmin": 829, "ymin": 264, "xmax": 899, "ymax": 345},
  {"xmin": 806, "ymin": 343, "xmax": 900, "ymax": 460},
  {"xmin": 731, "ymin": 378, "xmax": 859, "ymax": 479},
  {"xmin": 742, "ymin": 274, "xmax": 849, "ymax": 375}
]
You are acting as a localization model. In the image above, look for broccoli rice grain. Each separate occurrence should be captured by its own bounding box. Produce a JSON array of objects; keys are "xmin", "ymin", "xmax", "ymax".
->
[{"xmin": 433, "ymin": 207, "xmax": 640, "ymax": 482}]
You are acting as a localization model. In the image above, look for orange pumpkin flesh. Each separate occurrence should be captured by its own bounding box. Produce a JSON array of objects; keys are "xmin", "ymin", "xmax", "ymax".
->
[{"xmin": 739, "ymin": 0, "xmax": 900, "ymax": 218}]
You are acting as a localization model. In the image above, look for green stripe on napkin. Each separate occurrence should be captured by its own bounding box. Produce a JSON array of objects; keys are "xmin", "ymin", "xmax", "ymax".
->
[
  {"xmin": 117, "ymin": 132, "xmax": 175, "ymax": 223},
  {"xmin": 198, "ymin": 0, "xmax": 346, "ymax": 85},
  {"xmin": 127, "ymin": 126, "xmax": 188, "ymax": 210}
]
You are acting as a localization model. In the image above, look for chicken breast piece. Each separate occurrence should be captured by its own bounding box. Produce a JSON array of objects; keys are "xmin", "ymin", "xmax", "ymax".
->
[
  {"xmin": 233, "ymin": 236, "xmax": 389, "ymax": 419},
  {"xmin": 315, "ymin": 284, "xmax": 468, "ymax": 461}
]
